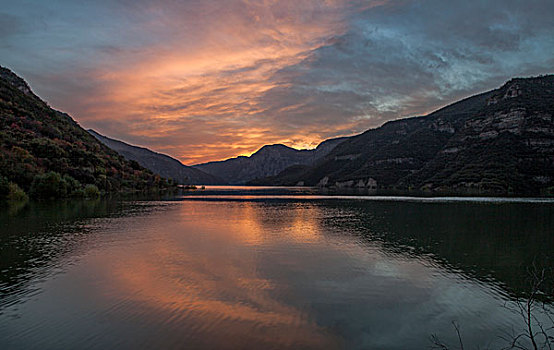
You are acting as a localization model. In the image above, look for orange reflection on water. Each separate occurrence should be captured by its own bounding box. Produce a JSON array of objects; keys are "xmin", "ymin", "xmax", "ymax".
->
[{"xmin": 97, "ymin": 201, "xmax": 340, "ymax": 349}]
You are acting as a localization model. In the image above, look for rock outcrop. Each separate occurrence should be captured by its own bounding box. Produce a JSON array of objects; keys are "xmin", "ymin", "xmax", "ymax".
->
[{"xmin": 257, "ymin": 75, "xmax": 554, "ymax": 195}]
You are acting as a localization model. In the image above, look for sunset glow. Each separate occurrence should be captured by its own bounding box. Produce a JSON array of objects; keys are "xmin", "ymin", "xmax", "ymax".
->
[{"xmin": 2, "ymin": 0, "xmax": 553, "ymax": 164}]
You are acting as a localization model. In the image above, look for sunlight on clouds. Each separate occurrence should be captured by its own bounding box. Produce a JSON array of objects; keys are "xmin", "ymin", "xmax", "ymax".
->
[
  {"xmin": 74, "ymin": 0, "xmax": 362, "ymax": 163},
  {"xmin": 2, "ymin": 0, "xmax": 553, "ymax": 164}
]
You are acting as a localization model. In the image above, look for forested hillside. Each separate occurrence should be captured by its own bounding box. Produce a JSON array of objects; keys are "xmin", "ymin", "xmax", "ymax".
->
[{"xmin": 0, "ymin": 67, "xmax": 174, "ymax": 200}]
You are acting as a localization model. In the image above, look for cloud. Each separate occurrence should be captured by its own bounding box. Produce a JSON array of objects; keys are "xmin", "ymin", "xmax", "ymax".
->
[
  {"xmin": 1, "ymin": 0, "xmax": 553, "ymax": 164},
  {"xmin": 0, "ymin": 13, "xmax": 24, "ymax": 40},
  {"xmin": 258, "ymin": 0, "xmax": 554, "ymax": 134}
]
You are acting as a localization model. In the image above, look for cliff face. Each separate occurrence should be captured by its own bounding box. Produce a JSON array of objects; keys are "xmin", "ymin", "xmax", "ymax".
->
[
  {"xmin": 193, "ymin": 138, "xmax": 346, "ymax": 184},
  {"xmin": 261, "ymin": 75, "xmax": 554, "ymax": 195},
  {"xmin": 89, "ymin": 130, "xmax": 224, "ymax": 185},
  {"xmin": 401, "ymin": 76, "xmax": 554, "ymax": 194}
]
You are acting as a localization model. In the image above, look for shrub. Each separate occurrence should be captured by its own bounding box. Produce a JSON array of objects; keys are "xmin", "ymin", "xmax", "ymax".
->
[
  {"xmin": 63, "ymin": 174, "xmax": 81, "ymax": 195},
  {"xmin": 84, "ymin": 184, "xmax": 100, "ymax": 198},
  {"xmin": 129, "ymin": 160, "xmax": 142, "ymax": 170},
  {"xmin": 7, "ymin": 182, "xmax": 28, "ymax": 201},
  {"xmin": 30, "ymin": 171, "xmax": 68, "ymax": 199},
  {"xmin": 70, "ymin": 189, "xmax": 86, "ymax": 198},
  {"xmin": 0, "ymin": 176, "xmax": 10, "ymax": 199}
]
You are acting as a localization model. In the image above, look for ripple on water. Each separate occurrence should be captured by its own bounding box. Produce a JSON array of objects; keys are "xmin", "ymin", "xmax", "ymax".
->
[{"xmin": 0, "ymin": 196, "xmax": 552, "ymax": 349}]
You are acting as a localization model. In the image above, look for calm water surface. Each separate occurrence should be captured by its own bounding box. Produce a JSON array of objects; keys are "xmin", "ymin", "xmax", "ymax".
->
[{"xmin": 1, "ymin": 187, "xmax": 553, "ymax": 349}]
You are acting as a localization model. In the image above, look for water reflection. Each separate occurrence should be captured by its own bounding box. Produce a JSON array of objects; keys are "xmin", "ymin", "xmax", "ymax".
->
[{"xmin": 0, "ymin": 194, "xmax": 553, "ymax": 349}]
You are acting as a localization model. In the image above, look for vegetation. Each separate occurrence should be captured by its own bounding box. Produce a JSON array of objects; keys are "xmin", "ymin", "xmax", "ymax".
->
[
  {"xmin": 84, "ymin": 184, "xmax": 100, "ymax": 198},
  {"xmin": 29, "ymin": 172, "xmax": 68, "ymax": 199},
  {"xmin": 0, "ymin": 175, "xmax": 28, "ymax": 201},
  {"xmin": 0, "ymin": 67, "xmax": 176, "ymax": 200},
  {"xmin": 7, "ymin": 182, "xmax": 27, "ymax": 201},
  {"xmin": 0, "ymin": 176, "xmax": 9, "ymax": 199}
]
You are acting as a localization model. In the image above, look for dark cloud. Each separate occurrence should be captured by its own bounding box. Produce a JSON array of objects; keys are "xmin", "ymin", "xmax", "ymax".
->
[
  {"xmin": 0, "ymin": 0, "xmax": 553, "ymax": 163},
  {"xmin": 255, "ymin": 0, "xmax": 554, "ymax": 140}
]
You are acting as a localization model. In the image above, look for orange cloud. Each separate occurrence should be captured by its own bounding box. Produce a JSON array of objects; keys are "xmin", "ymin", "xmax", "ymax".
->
[
  {"xmin": 8, "ymin": 0, "xmax": 554, "ymax": 165},
  {"xmin": 67, "ymin": 0, "xmax": 365, "ymax": 164}
]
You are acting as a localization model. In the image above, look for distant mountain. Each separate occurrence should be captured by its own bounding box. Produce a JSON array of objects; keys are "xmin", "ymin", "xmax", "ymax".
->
[
  {"xmin": 193, "ymin": 137, "xmax": 346, "ymax": 184},
  {"xmin": 257, "ymin": 75, "xmax": 554, "ymax": 196},
  {"xmin": 88, "ymin": 130, "xmax": 224, "ymax": 185},
  {"xmin": 0, "ymin": 66, "xmax": 174, "ymax": 199},
  {"xmin": 247, "ymin": 164, "xmax": 312, "ymax": 186}
]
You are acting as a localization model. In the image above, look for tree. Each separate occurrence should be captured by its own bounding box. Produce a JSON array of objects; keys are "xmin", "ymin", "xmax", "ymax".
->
[
  {"xmin": 84, "ymin": 184, "xmax": 100, "ymax": 198},
  {"xmin": 0, "ymin": 176, "xmax": 10, "ymax": 199},
  {"xmin": 29, "ymin": 171, "xmax": 68, "ymax": 199}
]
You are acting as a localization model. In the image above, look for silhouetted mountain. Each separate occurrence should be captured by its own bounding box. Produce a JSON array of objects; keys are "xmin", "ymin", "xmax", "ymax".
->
[
  {"xmin": 257, "ymin": 75, "xmax": 554, "ymax": 196},
  {"xmin": 193, "ymin": 137, "xmax": 346, "ymax": 184},
  {"xmin": 89, "ymin": 130, "xmax": 224, "ymax": 185},
  {"xmin": 0, "ymin": 66, "xmax": 174, "ymax": 199},
  {"xmin": 247, "ymin": 164, "xmax": 312, "ymax": 186}
]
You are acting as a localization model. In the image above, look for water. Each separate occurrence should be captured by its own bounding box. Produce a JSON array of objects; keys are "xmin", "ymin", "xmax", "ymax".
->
[{"xmin": 1, "ymin": 187, "xmax": 553, "ymax": 349}]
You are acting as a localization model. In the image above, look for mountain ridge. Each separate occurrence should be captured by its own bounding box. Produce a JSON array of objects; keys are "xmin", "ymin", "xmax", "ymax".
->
[
  {"xmin": 193, "ymin": 137, "xmax": 347, "ymax": 184},
  {"xmin": 88, "ymin": 130, "xmax": 224, "ymax": 185},
  {"xmin": 0, "ymin": 66, "xmax": 174, "ymax": 199},
  {"xmin": 254, "ymin": 75, "xmax": 554, "ymax": 195}
]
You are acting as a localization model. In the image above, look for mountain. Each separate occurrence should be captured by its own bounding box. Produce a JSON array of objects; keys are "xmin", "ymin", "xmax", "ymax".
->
[
  {"xmin": 88, "ymin": 130, "xmax": 224, "ymax": 185},
  {"xmin": 0, "ymin": 66, "xmax": 174, "ymax": 199},
  {"xmin": 257, "ymin": 75, "xmax": 554, "ymax": 196},
  {"xmin": 247, "ymin": 164, "xmax": 312, "ymax": 186},
  {"xmin": 193, "ymin": 137, "xmax": 347, "ymax": 184}
]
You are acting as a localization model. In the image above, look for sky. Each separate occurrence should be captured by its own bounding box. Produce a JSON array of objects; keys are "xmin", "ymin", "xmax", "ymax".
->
[{"xmin": 1, "ymin": 0, "xmax": 553, "ymax": 164}]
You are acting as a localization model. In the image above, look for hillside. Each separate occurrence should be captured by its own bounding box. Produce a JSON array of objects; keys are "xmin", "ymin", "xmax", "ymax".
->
[
  {"xmin": 258, "ymin": 75, "xmax": 554, "ymax": 195},
  {"xmin": 193, "ymin": 137, "xmax": 346, "ymax": 184},
  {"xmin": 0, "ymin": 66, "xmax": 174, "ymax": 199},
  {"xmin": 89, "ymin": 130, "xmax": 224, "ymax": 185}
]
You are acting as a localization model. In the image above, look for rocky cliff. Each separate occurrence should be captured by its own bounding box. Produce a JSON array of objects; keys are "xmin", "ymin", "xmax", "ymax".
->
[{"xmin": 258, "ymin": 75, "xmax": 554, "ymax": 195}]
